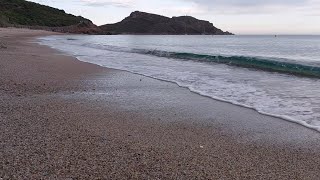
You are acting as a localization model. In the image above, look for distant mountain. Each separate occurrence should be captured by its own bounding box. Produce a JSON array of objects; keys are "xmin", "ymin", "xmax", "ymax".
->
[
  {"xmin": 100, "ymin": 11, "xmax": 233, "ymax": 35},
  {"xmin": 0, "ymin": 2, "xmax": 233, "ymax": 35},
  {"xmin": 0, "ymin": 0, "xmax": 101, "ymax": 34}
]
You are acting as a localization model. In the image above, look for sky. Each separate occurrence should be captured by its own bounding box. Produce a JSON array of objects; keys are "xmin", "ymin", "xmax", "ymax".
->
[{"xmin": 29, "ymin": 0, "xmax": 320, "ymax": 35}]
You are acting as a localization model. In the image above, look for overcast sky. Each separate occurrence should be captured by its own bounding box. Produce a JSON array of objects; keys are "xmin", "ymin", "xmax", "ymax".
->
[{"xmin": 29, "ymin": 0, "xmax": 320, "ymax": 34}]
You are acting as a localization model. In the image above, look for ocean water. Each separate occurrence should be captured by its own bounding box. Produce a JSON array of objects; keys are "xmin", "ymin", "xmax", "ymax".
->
[{"xmin": 38, "ymin": 35, "xmax": 320, "ymax": 131}]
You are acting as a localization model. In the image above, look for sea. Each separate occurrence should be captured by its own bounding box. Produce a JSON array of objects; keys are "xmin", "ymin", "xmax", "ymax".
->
[{"xmin": 38, "ymin": 35, "xmax": 320, "ymax": 132}]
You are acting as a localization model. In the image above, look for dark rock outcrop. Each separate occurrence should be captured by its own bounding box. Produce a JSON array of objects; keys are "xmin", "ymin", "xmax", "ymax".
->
[{"xmin": 100, "ymin": 11, "xmax": 233, "ymax": 35}]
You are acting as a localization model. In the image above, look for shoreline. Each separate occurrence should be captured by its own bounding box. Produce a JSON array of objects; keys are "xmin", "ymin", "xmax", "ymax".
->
[
  {"xmin": 37, "ymin": 34, "xmax": 320, "ymax": 134},
  {"xmin": 1, "ymin": 28, "xmax": 320, "ymax": 179}
]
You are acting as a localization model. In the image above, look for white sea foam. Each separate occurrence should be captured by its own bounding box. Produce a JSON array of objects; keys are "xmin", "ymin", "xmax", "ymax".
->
[{"xmin": 38, "ymin": 35, "xmax": 320, "ymax": 132}]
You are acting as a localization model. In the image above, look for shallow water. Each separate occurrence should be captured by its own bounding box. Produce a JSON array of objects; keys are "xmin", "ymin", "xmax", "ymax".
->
[{"xmin": 39, "ymin": 35, "xmax": 320, "ymax": 131}]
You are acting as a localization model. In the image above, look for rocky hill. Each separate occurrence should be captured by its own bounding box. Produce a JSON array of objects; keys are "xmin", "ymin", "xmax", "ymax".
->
[
  {"xmin": 100, "ymin": 11, "xmax": 233, "ymax": 35},
  {"xmin": 0, "ymin": 0, "xmax": 101, "ymax": 34},
  {"xmin": 0, "ymin": 1, "xmax": 232, "ymax": 35}
]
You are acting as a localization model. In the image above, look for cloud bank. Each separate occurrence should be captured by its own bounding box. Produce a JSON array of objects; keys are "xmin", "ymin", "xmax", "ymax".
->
[
  {"xmin": 183, "ymin": 0, "xmax": 308, "ymax": 6},
  {"xmin": 180, "ymin": 0, "xmax": 314, "ymax": 14},
  {"xmin": 79, "ymin": 0, "xmax": 133, "ymax": 7}
]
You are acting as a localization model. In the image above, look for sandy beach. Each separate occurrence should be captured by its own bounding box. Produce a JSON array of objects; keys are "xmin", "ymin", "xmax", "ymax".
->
[{"xmin": 1, "ymin": 28, "xmax": 320, "ymax": 179}]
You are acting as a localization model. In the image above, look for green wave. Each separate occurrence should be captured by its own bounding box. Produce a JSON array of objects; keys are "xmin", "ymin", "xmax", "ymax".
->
[{"xmin": 138, "ymin": 49, "xmax": 320, "ymax": 78}]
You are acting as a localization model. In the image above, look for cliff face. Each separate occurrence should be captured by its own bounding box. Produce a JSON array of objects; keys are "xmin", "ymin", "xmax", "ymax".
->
[
  {"xmin": 100, "ymin": 11, "xmax": 233, "ymax": 35},
  {"xmin": 0, "ymin": 0, "xmax": 101, "ymax": 34}
]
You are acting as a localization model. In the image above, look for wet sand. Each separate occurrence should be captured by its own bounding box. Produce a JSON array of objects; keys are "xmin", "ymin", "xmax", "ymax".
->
[{"xmin": 1, "ymin": 28, "xmax": 320, "ymax": 179}]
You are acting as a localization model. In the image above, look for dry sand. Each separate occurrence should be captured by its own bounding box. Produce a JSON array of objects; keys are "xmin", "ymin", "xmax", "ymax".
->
[{"xmin": 1, "ymin": 28, "xmax": 320, "ymax": 179}]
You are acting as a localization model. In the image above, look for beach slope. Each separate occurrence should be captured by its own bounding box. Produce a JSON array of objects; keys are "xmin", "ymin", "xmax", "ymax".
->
[{"xmin": 0, "ymin": 28, "xmax": 320, "ymax": 179}]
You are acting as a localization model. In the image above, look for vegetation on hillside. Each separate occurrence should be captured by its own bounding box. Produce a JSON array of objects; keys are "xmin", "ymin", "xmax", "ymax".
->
[{"xmin": 0, "ymin": 0, "xmax": 90, "ymax": 27}]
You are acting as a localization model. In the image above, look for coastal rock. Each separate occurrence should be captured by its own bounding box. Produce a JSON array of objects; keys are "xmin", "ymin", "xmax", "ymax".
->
[{"xmin": 100, "ymin": 11, "xmax": 233, "ymax": 35}]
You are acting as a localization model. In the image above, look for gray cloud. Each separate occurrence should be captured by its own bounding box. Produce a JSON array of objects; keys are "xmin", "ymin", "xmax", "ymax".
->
[
  {"xmin": 83, "ymin": 2, "xmax": 128, "ymax": 7},
  {"xmin": 79, "ymin": 0, "xmax": 133, "ymax": 7},
  {"xmin": 179, "ymin": 0, "xmax": 314, "ymax": 15},
  {"xmin": 183, "ymin": 0, "xmax": 309, "ymax": 7}
]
